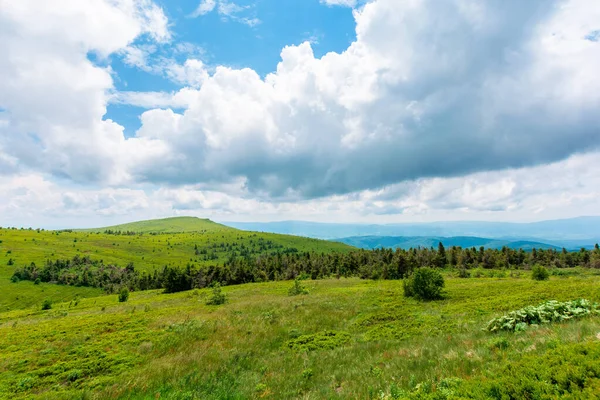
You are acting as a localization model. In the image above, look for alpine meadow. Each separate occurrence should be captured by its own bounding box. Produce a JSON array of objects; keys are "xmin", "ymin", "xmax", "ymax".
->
[{"xmin": 2, "ymin": 0, "xmax": 600, "ymax": 399}]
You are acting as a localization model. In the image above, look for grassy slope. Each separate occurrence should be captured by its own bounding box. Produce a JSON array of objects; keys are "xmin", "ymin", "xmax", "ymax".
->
[
  {"xmin": 1, "ymin": 273, "xmax": 600, "ymax": 399},
  {"xmin": 0, "ymin": 219, "xmax": 353, "ymax": 312},
  {"xmin": 77, "ymin": 216, "xmax": 230, "ymax": 233}
]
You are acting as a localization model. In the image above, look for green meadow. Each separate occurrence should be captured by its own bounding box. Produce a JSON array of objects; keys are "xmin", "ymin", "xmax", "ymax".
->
[
  {"xmin": 0, "ymin": 217, "xmax": 351, "ymax": 312},
  {"xmin": 1, "ymin": 218, "xmax": 600, "ymax": 399},
  {"xmin": 1, "ymin": 274, "xmax": 600, "ymax": 399}
]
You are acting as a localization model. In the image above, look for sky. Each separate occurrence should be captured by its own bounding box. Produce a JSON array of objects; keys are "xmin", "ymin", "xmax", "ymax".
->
[{"xmin": 0, "ymin": 0, "xmax": 599, "ymax": 229}]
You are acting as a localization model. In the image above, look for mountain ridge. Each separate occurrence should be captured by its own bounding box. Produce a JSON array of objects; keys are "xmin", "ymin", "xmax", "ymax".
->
[{"xmin": 223, "ymin": 216, "xmax": 600, "ymax": 246}]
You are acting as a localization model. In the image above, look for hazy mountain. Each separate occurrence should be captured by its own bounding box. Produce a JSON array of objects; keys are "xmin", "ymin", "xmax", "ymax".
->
[
  {"xmin": 223, "ymin": 217, "xmax": 600, "ymax": 248},
  {"xmin": 334, "ymin": 236, "xmax": 562, "ymax": 251}
]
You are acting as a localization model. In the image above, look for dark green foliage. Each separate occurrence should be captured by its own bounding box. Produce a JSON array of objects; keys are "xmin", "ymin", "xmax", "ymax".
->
[
  {"xmin": 459, "ymin": 342, "xmax": 600, "ymax": 399},
  {"xmin": 531, "ymin": 265, "xmax": 549, "ymax": 281},
  {"xmin": 118, "ymin": 288, "xmax": 129, "ymax": 303},
  {"xmin": 34, "ymin": 278, "xmax": 40, "ymax": 285},
  {"xmin": 41, "ymin": 299, "xmax": 52, "ymax": 310},
  {"xmin": 457, "ymin": 267, "xmax": 470, "ymax": 278},
  {"xmin": 10, "ymin": 275, "xmax": 19, "ymax": 283},
  {"xmin": 7, "ymin": 258, "xmax": 14, "ymax": 266},
  {"xmin": 205, "ymin": 283, "xmax": 226, "ymax": 305},
  {"xmin": 286, "ymin": 330, "xmax": 351, "ymax": 352},
  {"xmin": 403, "ymin": 268, "xmax": 445, "ymax": 300},
  {"xmin": 9, "ymin": 240, "xmax": 599, "ymax": 296},
  {"xmin": 288, "ymin": 278, "xmax": 308, "ymax": 296},
  {"xmin": 487, "ymin": 337, "xmax": 510, "ymax": 351}
]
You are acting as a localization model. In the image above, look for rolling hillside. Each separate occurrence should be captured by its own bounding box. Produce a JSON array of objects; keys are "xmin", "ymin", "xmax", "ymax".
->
[
  {"xmin": 1, "ymin": 274, "xmax": 600, "ymax": 399},
  {"xmin": 335, "ymin": 236, "xmax": 561, "ymax": 251},
  {"xmin": 78, "ymin": 216, "xmax": 230, "ymax": 233},
  {"xmin": 0, "ymin": 218, "xmax": 353, "ymax": 312}
]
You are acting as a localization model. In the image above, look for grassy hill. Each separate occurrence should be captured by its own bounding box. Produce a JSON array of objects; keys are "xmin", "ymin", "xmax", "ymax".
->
[
  {"xmin": 2, "ymin": 218, "xmax": 600, "ymax": 398},
  {"xmin": 0, "ymin": 218, "xmax": 353, "ymax": 312},
  {"xmin": 1, "ymin": 273, "xmax": 600, "ymax": 399},
  {"xmin": 78, "ymin": 216, "xmax": 230, "ymax": 234}
]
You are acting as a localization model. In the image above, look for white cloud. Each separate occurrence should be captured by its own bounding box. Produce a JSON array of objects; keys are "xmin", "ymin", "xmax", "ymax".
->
[
  {"xmin": 3, "ymin": 149, "xmax": 600, "ymax": 227},
  {"xmin": 122, "ymin": 0, "xmax": 600, "ymax": 201},
  {"xmin": 191, "ymin": 0, "xmax": 217, "ymax": 17},
  {"xmin": 1, "ymin": 0, "xmax": 600, "ymax": 225},
  {"xmin": 190, "ymin": 0, "xmax": 261, "ymax": 26},
  {"xmin": 110, "ymin": 88, "xmax": 200, "ymax": 109},
  {"xmin": 0, "ymin": 0, "xmax": 170, "ymax": 183},
  {"xmin": 320, "ymin": 0, "xmax": 358, "ymax": 7}
]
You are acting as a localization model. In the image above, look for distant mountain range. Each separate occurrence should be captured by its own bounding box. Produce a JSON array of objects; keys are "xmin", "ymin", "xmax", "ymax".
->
[
  {"xmin": 223, "ymin": 217, "xmax": 600, "ymax": 250},
  {"xmin": 334, "ymin": 236, "xmax": 562, "ymax": 251}
]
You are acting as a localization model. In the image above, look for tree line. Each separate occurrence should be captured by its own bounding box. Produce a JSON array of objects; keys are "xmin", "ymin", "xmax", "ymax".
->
[{"xmin": 11, "ymin": 243, "xmax": 600, "ymax": 294}]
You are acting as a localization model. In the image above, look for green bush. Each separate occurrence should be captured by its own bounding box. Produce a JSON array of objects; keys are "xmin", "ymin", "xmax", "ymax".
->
[
  {"xmin": 118, "ymin": 288, "xmax": 129, "ymax": 303},
  {"xmin": 288, "ymin": 278, "xmax": 308, "ymax": 296},
  {"xmin": 531, "ymin": 265, "xmax": 549, "ymax": 281},
  {"xmin": 457, "ymin": 267, "xmax": 470, "ymax": 278},
  {"xmin": 34, "ymin": 278, "xmax": 41, "ymax": 285},
  {"xmin": 206, "ymin": 283, "xmax": 226, "ymax": 305},
  {"xmin": 403, "ymin": 268, "xmax": 445, "ymax": 300},
  {"xmin": 41, "ymin": 299, "xmax": 52, "ymax": 310},
  {"xmin": 286, "ymin": 330, "xmax": 351, "ymax": 352}
]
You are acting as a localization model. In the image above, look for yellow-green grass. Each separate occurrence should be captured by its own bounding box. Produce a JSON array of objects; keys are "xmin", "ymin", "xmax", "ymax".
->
[
  {"xmin": 76, "ymin": 216, "xmax": 230, "ymax": 234},
  {"xmin": 0, "ymin": 224, "xmax": 353, "ymax": 312},
  {"xmin": 1, "ymin": 273, "xmax": 600, "ymax": 399}
]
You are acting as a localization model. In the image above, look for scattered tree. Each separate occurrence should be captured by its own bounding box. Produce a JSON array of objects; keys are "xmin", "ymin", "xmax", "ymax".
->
[
  {"xmin": 118, "ymin": 287, "xmax": 130, "ymax": 302},
  {"xmin": 41, "ymin": 299, "xmax": 52, "ymax": 310},
  {"xmin": 206, "ymin": 283, "xmax": 226, "ymax": 305},
  {"xmin": 531, "ymin": 265, "xmax": 550, "ymax": 281},
  {"xmin": 403, "ymin": 267, "xmax": 445, "ymax": 300},
  {"xmin": 288, "ymin": 278, "xmax": 309, "ymax": 296}
]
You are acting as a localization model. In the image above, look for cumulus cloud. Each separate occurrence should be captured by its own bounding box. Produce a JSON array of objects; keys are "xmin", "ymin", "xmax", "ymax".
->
[
  {"xmin": 1, "ymin": 0, "xmax": 599, "ymax": 225},
  {"xmin": 3, "ymin": 149, "xmax": 600, "ymax": 227},
  {"xmin": 0, "ymin": 0, "xmax": 170, "ymax": 183},
  {"xmin": 124, "ymin": 0, "xmax": 600, "ymax": 200}
]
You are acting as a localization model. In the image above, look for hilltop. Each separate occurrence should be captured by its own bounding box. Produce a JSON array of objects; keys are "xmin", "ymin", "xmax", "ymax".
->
[
  {"xmin": 77, "ymin": 216, "xmax": 230, "ymax": 233},
  {"xmin": 0, "ymin": 218, "xmax": 353, "ymax": 311},
  {"xmin": 1, "ymin": 218, "xmax": 600, "ymax": 398}
]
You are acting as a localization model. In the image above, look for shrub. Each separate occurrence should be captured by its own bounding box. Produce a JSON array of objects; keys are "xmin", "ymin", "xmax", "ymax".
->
[
  {"xmin": 485, "ymin": 299, "xmax": 600, "ymax": 333},
  {"xmin": 41, "ymin": 299, "xmax": 52, "ymax": 310},
  {"xmin": 7, "ymin": 258, "xmax": 14, "ymax": 266},
  {"xmin": 66, "ymin": 369, "xmax": 82, "ymax": 382},
  {"xmin": 286, "ymin": 330, "xmax": 351, "ymax": 352},
  {"xmin": 288, "ymin": 278, "xmax": 308, "ymax": 296},
  {"xmin": 457, "ymin": 267, "xmax": 470, "ymax": 278},
  {"xmin": 403, "ymin": 268, "xmax": 445, "ymax": 300},
  {"xmin": 34, "ymin": 278, "xmax": 41, "ymax": 285},
  {"xmin": 531, "ymin": 265, "xmax": 549, "ymax": 281},
  {"xmin": 118, "ymin": 287, "xmax": 129, "ymax": 303},
  {"xmin": 10, "ymin": 275, "xmax": 19, "ymax": 283},
  {"xmin": 206, "ymin": 283, "xmax": 226, "ymax": 305}
]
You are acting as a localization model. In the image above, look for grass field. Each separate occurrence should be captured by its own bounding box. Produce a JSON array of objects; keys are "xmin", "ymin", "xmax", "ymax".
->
[
  {"xmin": 3, "ymin": 218, "xmax": 600, "ymax": 399},
  {"xmin": 1, "ymin": 272, "xmax": 600, "ymax": 399},
  {"xmin": 0, "ymin": 217, "xmax": 352, "ymax": 312}
]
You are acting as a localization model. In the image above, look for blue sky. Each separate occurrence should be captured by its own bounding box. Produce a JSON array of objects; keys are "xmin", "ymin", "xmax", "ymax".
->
[
  {"xmin": 105, "ymin": 0, "xmax": 357, "ymax": 137},
  {"xmin": 1, "ymin": 0, "xmax": 599, "ymax": 228}
]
